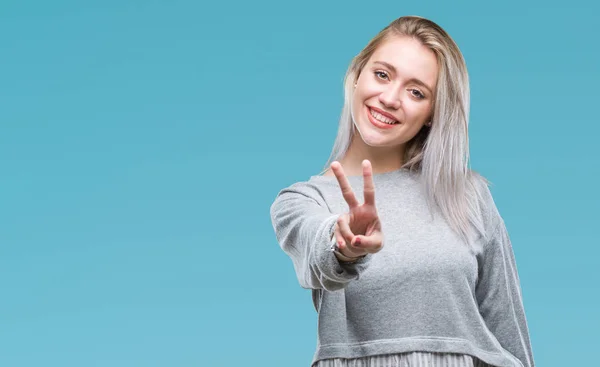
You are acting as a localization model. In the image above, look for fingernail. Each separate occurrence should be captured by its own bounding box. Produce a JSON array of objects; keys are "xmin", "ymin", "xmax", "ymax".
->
[{"xmin": 354, "ymin": 237, "xmax": 361, "ymax": 245}]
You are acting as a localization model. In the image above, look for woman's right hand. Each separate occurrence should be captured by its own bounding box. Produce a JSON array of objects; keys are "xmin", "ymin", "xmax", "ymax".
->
[{"xmin": 331, "ymin": 160, "xmax": 384, "ymax": 259}]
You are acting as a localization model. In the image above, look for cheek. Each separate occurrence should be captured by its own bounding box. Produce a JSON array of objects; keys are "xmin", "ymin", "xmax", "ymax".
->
[
  {"xmin": 406, "ymin": 103, "xmax": 432, "ymax": 122},
  {"xmin": 351, "ymin": 90, "xmax": 364, "ymax": 117},
  {"xmin": 353, "ymin": 86, "xmax": 378, "ymax": 114}
]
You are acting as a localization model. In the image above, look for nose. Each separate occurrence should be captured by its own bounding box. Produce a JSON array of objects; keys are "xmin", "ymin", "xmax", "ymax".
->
[{"xmin": 378, "ymin": 84, "xmax": 402, "ymax": 109}]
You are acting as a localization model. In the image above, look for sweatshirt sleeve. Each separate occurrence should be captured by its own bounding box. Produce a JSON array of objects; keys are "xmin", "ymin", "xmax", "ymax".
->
[
  {"xmin": 269, "ymin": 182, "xmax": 372, "ymax": 292},
  {"xmin": 475, "ymin": 218, "xmax": 536, "ymax": 367}
]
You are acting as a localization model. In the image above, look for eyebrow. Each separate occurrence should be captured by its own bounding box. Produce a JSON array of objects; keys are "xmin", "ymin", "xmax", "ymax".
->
[{"xmin": 373, "ymin": 61, "xmax": 434, "ymax": 93}]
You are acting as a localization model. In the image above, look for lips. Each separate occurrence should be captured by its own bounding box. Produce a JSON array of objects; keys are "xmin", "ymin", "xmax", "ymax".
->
[
  {"xmin": 368, "ymin": 106, "xmax": 399, "ymax": 123},
  {"xmin": 366, "ymin": 106, "xmax": 398, "ymax": 129}
]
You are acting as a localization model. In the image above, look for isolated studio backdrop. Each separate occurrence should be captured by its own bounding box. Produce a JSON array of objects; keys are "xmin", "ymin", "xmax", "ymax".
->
[{"xmin": 1, "ymin": 1, "xmax": 598, "ymax": 366}]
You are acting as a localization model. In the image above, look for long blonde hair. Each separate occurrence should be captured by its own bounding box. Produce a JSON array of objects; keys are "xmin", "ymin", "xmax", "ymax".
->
[{"xmin": 319, "ymin": 15, "xmax": 491, "ymax": 247}]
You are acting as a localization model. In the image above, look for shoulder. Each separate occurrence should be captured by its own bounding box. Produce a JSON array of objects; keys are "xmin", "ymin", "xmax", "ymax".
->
[{"xmin": 270, "ymin": 178, "xmax": 331, "ymax": 212}]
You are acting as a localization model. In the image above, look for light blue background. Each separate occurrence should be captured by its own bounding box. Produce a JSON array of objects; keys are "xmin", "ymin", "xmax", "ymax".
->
[{"xmin": 1, "ymin": 1, "xmax": 598, "ymax": 366}]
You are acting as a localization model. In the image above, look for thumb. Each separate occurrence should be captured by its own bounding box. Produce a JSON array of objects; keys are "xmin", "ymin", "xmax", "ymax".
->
[{"xmin": 352, "ymin": 232, "xmax": 383, "ymax": 252}]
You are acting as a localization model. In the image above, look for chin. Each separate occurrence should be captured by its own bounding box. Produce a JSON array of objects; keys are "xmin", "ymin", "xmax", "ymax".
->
[{"xmin": 356, "ymin": 123, "xmax": 397, "ymax": 146}]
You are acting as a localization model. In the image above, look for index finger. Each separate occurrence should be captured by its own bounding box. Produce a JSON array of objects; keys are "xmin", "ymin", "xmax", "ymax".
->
[{"xmin": 331, "ymin": 161, "xmax": 359, "ymax": 209}]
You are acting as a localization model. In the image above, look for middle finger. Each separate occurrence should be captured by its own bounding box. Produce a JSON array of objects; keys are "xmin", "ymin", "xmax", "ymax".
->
[{"xmin": 362, "ymin": 160, "xmax": 376, "ymax": 207}]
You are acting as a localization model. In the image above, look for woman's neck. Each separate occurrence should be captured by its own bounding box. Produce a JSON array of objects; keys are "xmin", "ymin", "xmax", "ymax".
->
[{"xmin": 336, "ymin": 135, "xmax": 405, "ymax": 176}]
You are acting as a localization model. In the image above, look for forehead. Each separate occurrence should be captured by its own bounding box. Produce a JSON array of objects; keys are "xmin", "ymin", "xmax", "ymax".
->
[{"xmin": 368, "ymin": 35, "xmax": 438, "ymax": 87}]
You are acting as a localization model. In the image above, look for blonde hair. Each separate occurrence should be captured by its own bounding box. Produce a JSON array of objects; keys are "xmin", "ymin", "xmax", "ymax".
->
[{"xmin": 319, "ymin": 15, "xmax": 491, "ymax": 247}]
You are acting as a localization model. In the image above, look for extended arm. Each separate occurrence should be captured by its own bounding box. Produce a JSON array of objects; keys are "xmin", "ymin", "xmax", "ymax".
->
[{"xmin": 270, "ymin": 184, "xmax": 372, "ymax": 292}]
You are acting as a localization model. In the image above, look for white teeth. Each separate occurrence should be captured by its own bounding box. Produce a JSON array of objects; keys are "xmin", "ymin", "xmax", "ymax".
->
[{"xmin": 370, "ymin": 108, "xmax": 398, "ymax": 124}]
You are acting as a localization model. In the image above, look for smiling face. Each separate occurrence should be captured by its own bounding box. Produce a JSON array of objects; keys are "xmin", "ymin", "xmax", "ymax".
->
[{"xmin": 351, "ymin": 35, "xmax": 438, "ymax": 150}]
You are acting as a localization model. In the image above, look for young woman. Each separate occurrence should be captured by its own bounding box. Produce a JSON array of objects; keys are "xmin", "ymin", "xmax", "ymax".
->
[{"xmin": 270, "ymin": 16, "xmax": 535, "ymax": 367}]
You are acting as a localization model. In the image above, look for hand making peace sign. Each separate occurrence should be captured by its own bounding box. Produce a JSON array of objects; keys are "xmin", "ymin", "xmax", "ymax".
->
[{"xmin": 331, "ymin": 159, "xmax": 384, "ymax": 259}]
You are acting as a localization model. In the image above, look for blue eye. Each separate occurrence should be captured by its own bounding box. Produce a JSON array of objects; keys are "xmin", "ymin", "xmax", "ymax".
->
[
  {"xmin": 374, "ymin": 71, "xmax": 389, "ymax": 80},
  {"xmin": 410, "ymin": 89, "xmax": 425, "ymax": 99}
]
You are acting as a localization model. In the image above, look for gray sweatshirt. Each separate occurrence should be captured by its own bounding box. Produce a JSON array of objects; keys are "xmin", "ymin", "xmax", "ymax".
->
[{"xmin": 269, "ymin": 168, "xmax": 535, "ymax": 367}]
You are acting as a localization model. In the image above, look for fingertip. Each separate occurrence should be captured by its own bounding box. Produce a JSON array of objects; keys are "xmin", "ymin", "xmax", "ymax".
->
[{"xmin": 362, "ymin": 160, "xmax": 372, "ymax": 176}]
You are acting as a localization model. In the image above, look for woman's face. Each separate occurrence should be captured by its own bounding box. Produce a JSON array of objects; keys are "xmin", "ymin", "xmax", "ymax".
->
[{"xmin": 352, "ymin": 35, "xmax": 438, "ymax": 149}]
